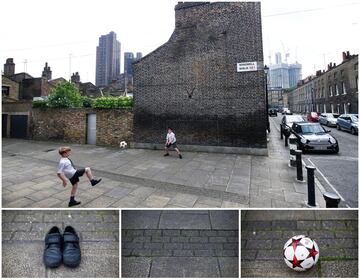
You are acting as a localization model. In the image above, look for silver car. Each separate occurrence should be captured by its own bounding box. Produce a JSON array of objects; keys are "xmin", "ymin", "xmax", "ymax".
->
[
  {"xmin": 291, "ymin": 122, "xmax": 339, "ymax": 153},
  {"xmin": 319, "ymin": 113, "xmax": 340, "ymax": 127}
]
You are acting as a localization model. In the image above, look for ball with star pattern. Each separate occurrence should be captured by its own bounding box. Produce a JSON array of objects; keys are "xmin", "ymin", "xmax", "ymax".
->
[{"xmin": 283, "ymin": 235, "xmax": 319, "ymax": 272}]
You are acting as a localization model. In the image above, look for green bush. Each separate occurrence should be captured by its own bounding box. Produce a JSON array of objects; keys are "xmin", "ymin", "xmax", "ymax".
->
[
  {"xmin": 92, "ymin": 96, "xmax": 133, "ymax": 109},
  {"xmin": 48, "ymin": 82, "xmax": 83, "ymax": 108},
  {"xmin": 32, "ymin": 100, "xmax": 48, "ymax": 108},
  {"xmin": 82, "ymin": 96, "xmax": 93, "ymax": 108}
]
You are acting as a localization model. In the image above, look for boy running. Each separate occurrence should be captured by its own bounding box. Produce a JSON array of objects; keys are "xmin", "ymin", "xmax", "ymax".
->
[{"xmin": 57, "ymin": 147, "xmax": 102, "ymax": 207}]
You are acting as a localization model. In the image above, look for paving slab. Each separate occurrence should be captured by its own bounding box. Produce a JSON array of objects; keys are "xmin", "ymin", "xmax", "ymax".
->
[
  {"xmin": 210, "ymin": 210, "xmax": 239, "ymax": 230},
  {"xmin": 122, "ymin": 211, "xmax": 161, "ymax": 229},
  {"xmin": 121, "ymin": 257, "xmax": 151, "ymax": 278},
  {"xmin": 149, "ymin": 257, "xmax": 220, "ymax": 278},
  {"xmin": 159, "ymin": 212, "xmax": 211, "ymax": 229},
  {"xmin": 218, "ymin": 257, "xmax": 239, "ymax": 277},
  {"xmin": 241, "ymin": 260, "xmax": 320, "ymax": 277},
  {"xmin": 320, "ymin": 260, "xmax": 358, "ymax": 278},
  {"xmin": 2, "ymin": 242, "xmax": 46, "ymax": 278}
]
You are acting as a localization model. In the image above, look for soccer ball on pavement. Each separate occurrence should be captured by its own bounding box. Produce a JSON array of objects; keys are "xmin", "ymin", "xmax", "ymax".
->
[
  {"xmin": 119, "ymin": 141, "xmax": 128, "ymax": 149},
  {"xmin": 283, "ymin": 235, "xmax": 319, "ymax": 271}
]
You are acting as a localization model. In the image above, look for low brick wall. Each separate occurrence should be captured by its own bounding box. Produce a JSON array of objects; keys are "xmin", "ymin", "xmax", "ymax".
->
[{"xmin": 31, "ymin": 108, "xmax": 133, "ymax": 146}]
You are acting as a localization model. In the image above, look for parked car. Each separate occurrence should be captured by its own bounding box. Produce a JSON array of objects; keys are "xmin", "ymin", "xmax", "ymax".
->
[
  {"xmin": 292, "ymin": 122, "xmax": 339, "ymax": 153},
  {"xmin": 307, "ymin": 112, "xmax": 320, "ymax": 122},
  {"xmin": 280, "ymin": 114, "xmax": 305, "ymax": 137},
  {"xmin": 337, "ymin": 114, "xmax": 358, "ymax": 134},
  {"xmin": 268, "ymin": 108, "xmax": 277, "ymax": 117},
  {"xmin": 282, "ymin": 107, "xmax": 291, "ymax": 115},
  {"xmin": 319, "ymin": 113, "xmax": 340, "ymax": 127}
]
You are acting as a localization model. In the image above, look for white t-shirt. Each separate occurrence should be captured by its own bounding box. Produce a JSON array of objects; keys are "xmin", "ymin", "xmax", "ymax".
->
[
  {"xmin": 166, "ymin": 132, "xmax": 176, "ymax": 144},
  {"xmin": 57, "ymin": 157, "xmax": 76, "ymax": 179}
]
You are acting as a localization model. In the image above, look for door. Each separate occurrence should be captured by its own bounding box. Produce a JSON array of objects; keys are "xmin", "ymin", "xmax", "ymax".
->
[
  {"xmin": 2, "ymin": 114, "xmax": 8, "ymax": 137},
  {"xmin": 87, "ymin": 114, "xmax": 96, "ymax": 145},
  {"xmin": 10, "ymin": 115, "xmax": 28, "ymax": 138}
]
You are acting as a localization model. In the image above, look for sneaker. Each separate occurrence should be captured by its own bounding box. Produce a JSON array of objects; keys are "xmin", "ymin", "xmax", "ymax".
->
[
  {"xmin": 179, "ymin": 154, "xmax": 182, "ymax": 159},
  {"xmin": 63, "ymin": 226, "xmax": 81, "ymax": 268},
  {"xmin": 91, "ymin": 178, "xmax": 102, "ymax": 186},
  {"xmin": 43, "ymin": 226, "xmax": 62, "ymax": 268},
  {"xmin": 68, "ymin": 200, "xmax": 81, "ymax": 207},
  {"xmin": 163, "ymin": 153, "xmax": 169, "ymax": 156}
]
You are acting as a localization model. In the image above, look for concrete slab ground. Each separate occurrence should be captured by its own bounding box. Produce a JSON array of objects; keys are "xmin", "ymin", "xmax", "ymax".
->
[
  {"xmin": 241, "ymin": 210, "xmax": 358, "ymax": 278},
  {"xmin": 121, "ymin": 210, "xmax": 239, "ymax": 278},
  {"xmin": 2, "ymin": 210, "xmax": 119, "ymax": 278},
  {"xmin": 2, "ymin": 128, "xmax": 326, "ymax": 208}
]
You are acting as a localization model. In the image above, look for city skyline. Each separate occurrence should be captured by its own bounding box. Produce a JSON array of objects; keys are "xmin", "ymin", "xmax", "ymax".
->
[{"xmin": 0, "ymin": 0, "xmax": 358, "ymax": 84}]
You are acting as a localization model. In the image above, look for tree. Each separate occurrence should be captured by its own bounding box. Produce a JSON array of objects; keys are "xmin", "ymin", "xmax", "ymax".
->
[{"xmin": 48, "ymin": 82, "xmax": 83, "ymax": 108}]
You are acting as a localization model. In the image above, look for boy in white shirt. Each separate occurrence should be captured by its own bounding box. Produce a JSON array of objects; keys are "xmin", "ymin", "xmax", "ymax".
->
[
  {"xmin": 57, "ymin": 147, "xmax": 102, "ymax": 207},
  {"xmin": 164, "ymin": 127, "xmax": 182, "ymax": 159}
]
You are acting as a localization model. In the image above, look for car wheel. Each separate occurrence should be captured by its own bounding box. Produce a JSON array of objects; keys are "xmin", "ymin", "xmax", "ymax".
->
[
  {"xmin": 351, "ymin": 127, "xmax": 356, "ymax": 135},
  {"xmin": 334, "ymin": 146, "xmax": 339, "ymax": 154},
  {"xmin": 326, "ymin": 121, "xmax": 329, "ymax": 126},
  {"xmin": 337, "ymin": 124, "xmax": 341, "ymax": 130}
]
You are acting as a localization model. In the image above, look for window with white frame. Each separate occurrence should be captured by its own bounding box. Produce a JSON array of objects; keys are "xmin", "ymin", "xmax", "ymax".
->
[
  {"xmin": 335, "ymin": 84, "xmax": 339, "ymax": 96},
  {"xmin": 323, "ymin": 104, "xmax": 326, "ymax": 113},
  {"xmin": 329, "ymin": 85, "xmax": 333, "ymax": 96},
  {"xmin": 331, "ymin": 104, "xmax": 334, "ymax": 113},
  {"xmin": 342, "ymin": 82, "xmax": 346, "ymax": 95},
  {"xmin": 344, "ymin": 103, "xmax": 347, "ymax": 114}
]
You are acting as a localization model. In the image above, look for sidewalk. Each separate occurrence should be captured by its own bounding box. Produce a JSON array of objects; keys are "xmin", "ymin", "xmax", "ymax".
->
[
  {"xmin": 2, "ymin": 121, "xmax": 325, "ymax": 208},
  {"xmin": 241, "ymin": 210, "xmax": 358, "ymax": 278},
  {"xmin": 2, "ymin": 210, "xmax": 119, "ymax": 278},
  {"xmin": 122, "ymin": 210, "xmax": 238, "ymax": 277}
]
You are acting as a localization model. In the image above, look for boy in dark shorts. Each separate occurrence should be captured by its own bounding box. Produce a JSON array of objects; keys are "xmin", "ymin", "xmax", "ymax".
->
[
  {"xmin": 164, "ymin": 127, "xmax": 182, "ymax": 159},
  {"xmin": 57, "ymin": 147, "xmax": 102, "ymax": 207}
]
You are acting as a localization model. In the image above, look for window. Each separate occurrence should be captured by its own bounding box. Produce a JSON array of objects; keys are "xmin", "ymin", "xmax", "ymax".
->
[
  {"xmin": 2, "ymin": 86, "xmax": 10, "ymax": 97},
  {"xmin": 335, "ymin": 84, "xmax": 339, "ymax": 96},
  {"xmin": 342, "ymin": 82, "xmax": 346, "ymax": 95},
  {"xmin": 323, "ymin": 104, "xmax": 326, "ymax": 113},
  {"xmin": 331, "ymin": 104, "xmax": 334, "ymax": 113},
  {"xmin": 322, "ymin": 87, "xmax": 324, "ymax": 98},
  {"xmin": 344, "ymin": 103, "xmax": 347, "ymax": 114},
  {"xmin": 329, "ymin": 85, "xmax": 333, "ymax": 96}
]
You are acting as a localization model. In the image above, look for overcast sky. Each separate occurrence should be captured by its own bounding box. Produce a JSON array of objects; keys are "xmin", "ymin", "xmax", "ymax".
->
[{"xmin": 0, "ymin": 0, "xmax": 358, "ymax": 84}]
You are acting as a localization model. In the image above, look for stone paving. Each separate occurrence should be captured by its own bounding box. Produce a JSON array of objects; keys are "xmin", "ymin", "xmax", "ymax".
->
[
  {"xmin": 2, "ymin": 122, "xmax": 326, "ymax": 208},
  {"xmin": 241, "ymin": 210, "xmax": 358, "ymax": 278},
  {"xmin": 2, "ymin": 210, "xmax": 119, "ymax": 278},
  {"xmin": 121, "ymin": 210, "xmax": 238, "ymax": 277}
]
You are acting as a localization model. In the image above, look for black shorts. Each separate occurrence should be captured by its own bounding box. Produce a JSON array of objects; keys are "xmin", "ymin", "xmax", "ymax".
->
[
  {"xmin": 166, "ymin": 142, "xmax": 177, "ymax": 149},
  {"xmin": 69, "ymin": 169, "xmax": 85, "ymax": 186}
]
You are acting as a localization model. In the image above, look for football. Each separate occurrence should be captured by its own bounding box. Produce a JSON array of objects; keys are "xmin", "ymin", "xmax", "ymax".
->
[
  {"xmin": 119, "ymin": 141, "xmax": 128, "ymax": 149},
  {"xmin": 283, "ymin": 235, "xmax": 319, "ymax": 272}
]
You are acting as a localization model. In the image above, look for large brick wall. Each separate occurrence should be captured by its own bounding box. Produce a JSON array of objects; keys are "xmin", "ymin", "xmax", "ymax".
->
[
  {"xmin": 31, "ymin": 108, "xmax": 133, "ymax": 146},
  {"xmin": 133, "ymin": 2, "xmax": 266, "ymax": 153}
]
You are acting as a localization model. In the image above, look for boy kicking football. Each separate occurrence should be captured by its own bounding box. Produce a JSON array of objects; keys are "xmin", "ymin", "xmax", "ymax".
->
[{"xmin": 57, "ymin": 147, "xmax": 102, "ymax": 207}]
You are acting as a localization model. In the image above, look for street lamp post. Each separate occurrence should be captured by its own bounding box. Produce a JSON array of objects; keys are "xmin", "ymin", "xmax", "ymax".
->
[{"xmin": 264, "ymin": 65, "xmax": 270, "ymax": 133}]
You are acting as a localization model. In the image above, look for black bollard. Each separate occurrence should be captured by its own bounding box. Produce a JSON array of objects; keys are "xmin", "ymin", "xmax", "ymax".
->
[
  {"xmin": 285, "ymin": 133, "xmax": 289, "ymax": 147},
  {"xmin": 289, "ymin": 135, "xmax": 297, "ymax": 167},
  {"xmin": 323, "ymin": 192, "xmax": 341, "ymax": 208},
  {"xmin": 306, "ymin": 166, "xmax": 316, "ymax": 207},
  {"xmin": 295, "ymin": 150, "xmax": 304, "ymax": 182},
  {"xmin": 280, "ymin": 127, "xmax": 283, "ymax": 139}
]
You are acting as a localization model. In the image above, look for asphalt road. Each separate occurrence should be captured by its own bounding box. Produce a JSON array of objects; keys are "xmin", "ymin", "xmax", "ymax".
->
[{"xmin": 270, "ymin": 114, "xmax": 358, "ymax": 208}]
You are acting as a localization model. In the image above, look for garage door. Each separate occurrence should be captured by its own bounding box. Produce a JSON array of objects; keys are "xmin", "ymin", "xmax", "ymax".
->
[
  {"xmin": 2, "ymin": 114, "xmax": 8, "ymax": 137},
  {"xmin": 10, "ymin": 115, "xmax": 28, "ymax": 138}
]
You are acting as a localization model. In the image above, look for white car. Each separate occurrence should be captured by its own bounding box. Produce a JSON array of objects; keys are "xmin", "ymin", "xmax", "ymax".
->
[{"xmin": 319, "ymin": 113, "xmax": 339, "ymax": 127}]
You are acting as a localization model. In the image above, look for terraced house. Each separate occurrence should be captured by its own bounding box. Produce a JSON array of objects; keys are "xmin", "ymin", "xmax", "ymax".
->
[{"xmin": 288, "ymin": 51, "xmax": 358, "ymax": 114}]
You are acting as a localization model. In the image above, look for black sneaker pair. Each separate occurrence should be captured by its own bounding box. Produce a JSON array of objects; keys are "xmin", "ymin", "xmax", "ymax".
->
[{"xmin": 43, "ymin": 226, "xmax": 81, "ymax": 268}]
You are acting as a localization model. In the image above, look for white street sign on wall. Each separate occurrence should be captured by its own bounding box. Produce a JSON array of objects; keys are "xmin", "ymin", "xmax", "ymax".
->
[{"xmin": 236, "ymin": 62, "xmax": 258, "ymax": 72}]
